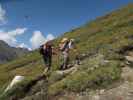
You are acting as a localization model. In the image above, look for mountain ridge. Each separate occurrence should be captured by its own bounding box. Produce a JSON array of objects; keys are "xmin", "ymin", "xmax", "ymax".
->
[{"xmin": 0, "ymin": 40, "xmax": 29, "ymax": 64}]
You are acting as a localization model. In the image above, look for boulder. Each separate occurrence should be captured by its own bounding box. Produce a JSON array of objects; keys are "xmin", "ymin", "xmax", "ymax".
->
[
  {"xmin": 5, "ymin": 75, "xmax": 25, "ymax": 92},
  {"xmin": 56, "ymin": 67, "xmax": 77, "ymax": 75},
  {"xmin": 125, "ymin": 56, "xmax": 133, "ymax": 62}
]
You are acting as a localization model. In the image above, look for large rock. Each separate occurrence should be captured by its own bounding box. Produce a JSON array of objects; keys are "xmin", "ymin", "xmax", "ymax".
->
[
  {"xmin": 125, "ymin": 56, "xmax": 133, "ymax": 66},
  {"xmin": 5, "ymin": 75, "xmax": 25, "ymax": 92},
  {"xmin": 56, "ymin": 66, "xmax": 78, "ymax": 75},
  {"xmin": 125, "ymin": 56, "xmax": 133, "ymax": 62}
]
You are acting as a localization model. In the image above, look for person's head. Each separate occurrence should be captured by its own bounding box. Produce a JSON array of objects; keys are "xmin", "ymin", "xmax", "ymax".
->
[
  {"xmin": 43, "ymin": 40, "xmax": 53, "ymax": 47},
  {"xmin": 46, "ymin": 40, "xmax": 53, "ymax": 46}
]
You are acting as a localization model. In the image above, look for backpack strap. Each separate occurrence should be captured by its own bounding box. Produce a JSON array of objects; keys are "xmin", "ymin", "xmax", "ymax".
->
[{"xmin": 60, "ymin": 42, "xmax": 69, "ymax": 52}]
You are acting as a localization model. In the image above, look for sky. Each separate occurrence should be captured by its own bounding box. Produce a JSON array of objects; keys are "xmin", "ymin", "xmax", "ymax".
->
[{"xmin": 0, "ymin": 0, "xmax": 133, "ymax": 50}]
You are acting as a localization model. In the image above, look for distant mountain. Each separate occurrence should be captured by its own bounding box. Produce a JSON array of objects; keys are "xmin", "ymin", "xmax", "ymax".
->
[{"xmin": 0, "ymin": 40, "xmax": 29, "ymax": 63}]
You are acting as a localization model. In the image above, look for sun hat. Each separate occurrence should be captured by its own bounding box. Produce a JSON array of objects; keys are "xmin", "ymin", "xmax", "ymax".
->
[{"xmin": 61, "ymin": 38, "xmax": 69, "ymax": 43}]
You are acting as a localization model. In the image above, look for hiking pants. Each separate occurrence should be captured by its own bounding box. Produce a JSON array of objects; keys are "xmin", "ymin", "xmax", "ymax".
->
[
  {"xmin": 43, "ymin": 55, "xmax": 52, "ymax": 70},
  {"xmin": 60, "ymin": 52, "xmax": 69, "ymax": 70}
]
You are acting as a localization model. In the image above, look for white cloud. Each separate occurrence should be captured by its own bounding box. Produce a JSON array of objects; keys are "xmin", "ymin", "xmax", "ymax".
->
[
  {"xmin": 0, "ymin": 28, "xmax": 27, "ymax": 46},
  {"xmin": 18, "ymin": 43, "xmax": 27, "ymax": 48},
  {"xmin": 8, "ymin": 28, "xmax": 27, "ymax": 36},
  {"xmin": 30, "ymin": 31, "xmax": 46, "ymax": 49},
  {"xmin": 46, "ymin": 34, "xmax": 55, "ymax": 41},
  {"xmin": 0, "ymin": 4, "xmax": 6, "ymax": 24},
  {"xmin": 17, "ymin": 43, "xmax": 32, "ymax": 51},
  {"xmin": 30, "ymin": 31, "xmax": 55, "ymax": 49}
]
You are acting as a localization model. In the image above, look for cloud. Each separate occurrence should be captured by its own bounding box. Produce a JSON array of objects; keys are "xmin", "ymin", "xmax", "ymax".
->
[
  {"xmin": 46, "ymin": 34, "xmax": 55, "ymax": 41},
  {"xmin": 30, "ymin": 31, "xmax": 55, "ymax": 49},
  {"xmin": 30, "ymin": 31, "xmax": 46, "ymax": 49},
  {"xmin": 0, "ymin": 28, "xmax": 27, "ymax": 46},
  {"xmin": 0, "ymin": 4, "xmax": 6, "ymax": 24},
  {"xmin": 8, "ymin": 28, "xmax": 27, "ymax": 36},
  {"xmin": 17, "ymin": 43, "xmax": 32, "ymax": 51}
]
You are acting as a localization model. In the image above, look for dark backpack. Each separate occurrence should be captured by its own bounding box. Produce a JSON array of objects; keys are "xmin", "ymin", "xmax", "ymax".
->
[
  {"xmin": 39, "ymin": 45, "xmax": 44, "ymax": 55},
  {"xmin": 39, "ymin": 45, "xmax": 52, "ymax": 56}
]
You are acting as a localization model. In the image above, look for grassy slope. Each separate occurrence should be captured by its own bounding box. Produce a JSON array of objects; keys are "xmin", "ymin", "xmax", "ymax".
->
[
  {"xmin": 48, "ymin": 55, "xmax": 121, "ymax": 96},
  {"xmin": 0, "ymin": 3, "xmax": 133, "ymax": 98},
  {"xmin": 63, "ymin": 4, "xmax": 133, "ymax": 53}
]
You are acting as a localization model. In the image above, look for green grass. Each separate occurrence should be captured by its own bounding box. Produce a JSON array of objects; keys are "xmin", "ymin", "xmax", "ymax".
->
[
  {"xmin": 48, "ymin": 55, "xmax": 121, "ymax": 96},
  {"xmin": 0, "ymin": 51, "xmax": 43, "ymax": 90},
  {"xmin": 0, "ymin": 3, "xmax": 133, "ymax": 98}
]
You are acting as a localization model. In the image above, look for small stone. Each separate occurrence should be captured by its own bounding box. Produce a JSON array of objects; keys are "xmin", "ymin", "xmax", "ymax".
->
[{"xmin": 125, "ymin": 56, "xmax": 133, "ymax": 62}]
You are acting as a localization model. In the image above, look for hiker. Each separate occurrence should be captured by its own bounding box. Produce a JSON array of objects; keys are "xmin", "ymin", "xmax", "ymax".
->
[
  {"xmin": 69, "ymin": 39, "xmax": 81, "ymax": 65},
  {"xmin": 59, "ymin": 38, "xmax": 70, "ymax": 70},
  {"xmin": 40, "ymin": 40, "xmax": 56, "ymax": 72}
]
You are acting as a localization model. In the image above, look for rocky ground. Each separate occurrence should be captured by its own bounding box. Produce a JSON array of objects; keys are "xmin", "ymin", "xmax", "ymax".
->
[
  {"xmin": 54, "ymin": 52, "xmax": 133, "ymax": 100},
  {"xmin": 3, "ymin": 51, "xmax": 133, "ymax": 100},
  {"xmin": 53, "ymin": 67, "xmax": 133, "ymax": 100}
]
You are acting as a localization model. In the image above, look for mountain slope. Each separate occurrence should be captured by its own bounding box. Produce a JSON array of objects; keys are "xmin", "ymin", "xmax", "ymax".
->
[
  {"xmin": 61, "ymin": 3, "xmax": 133, "ymax": 53},
  {"xmin": 0, "ymin": 3, "xmax": 133, "ymax": 100},
  {"xmin": 0, "ymin": 40, "xmax": 29, "ymax": 64}
]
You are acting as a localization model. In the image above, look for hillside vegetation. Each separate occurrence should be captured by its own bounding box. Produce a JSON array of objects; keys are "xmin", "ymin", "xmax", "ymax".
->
[{"xmin": 0, "ymin": 4, "xmax": 133, "ymax": 100}]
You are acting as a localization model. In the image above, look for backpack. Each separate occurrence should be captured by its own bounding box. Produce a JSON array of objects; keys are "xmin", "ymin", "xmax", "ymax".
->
[
  {"xmin": 39, "ymin": 44, "xmax": 52, "ymax": 56},
  {"xmin": 39, "ymin": 45, "xmax": 44, "ymax": 55},
  {"xmin": 68, "ymin": 40, "xmax": 74, "ymax": 49}
]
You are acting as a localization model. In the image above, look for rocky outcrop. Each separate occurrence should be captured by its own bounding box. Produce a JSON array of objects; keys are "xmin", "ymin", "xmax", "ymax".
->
[
  {"xmin": 21, "ymin": 77, "xmax": 48, "ymax": 100},
  {"xmin": 53, "ymin": 65, "xmax": 133, "ymax": 100},
  {"xmin": 5, "ymin": 76, "xmax": 25, "ymax": 92},
  {"xmin": 125, "ymin": 51, "xmax": 133, "ymax": 66},
  {"xmin": 1, "ymin": 75, "xmax": 48, "ymax": 100}
]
